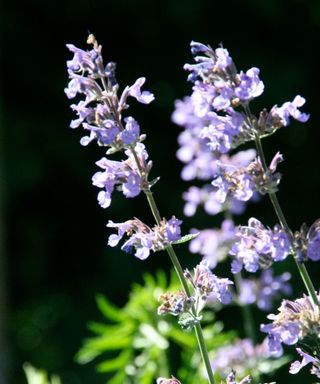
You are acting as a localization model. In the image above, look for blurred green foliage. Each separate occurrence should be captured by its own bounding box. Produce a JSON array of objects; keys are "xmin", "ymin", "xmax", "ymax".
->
[
  {"xmin": 23, "ymin": 363, "xmax": 61, "ymax": 384},
  {"xmin": 76, "ymin": 270, "xmax": 235, "ymax": 384}
]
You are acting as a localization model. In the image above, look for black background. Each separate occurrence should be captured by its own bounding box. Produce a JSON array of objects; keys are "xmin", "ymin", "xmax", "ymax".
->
[{"xmin": 1, "ymin": 0, "xmax": 320, "ymax": 383}]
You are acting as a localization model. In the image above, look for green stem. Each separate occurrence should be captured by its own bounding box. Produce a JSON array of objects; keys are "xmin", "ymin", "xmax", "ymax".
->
[
  {"xmin": 144, "ymin": 189, "xmax": 216, "ymax": 384},
  {"xmin": 254, "ymin": 135, "xmax": 319, "ymax": 306}
]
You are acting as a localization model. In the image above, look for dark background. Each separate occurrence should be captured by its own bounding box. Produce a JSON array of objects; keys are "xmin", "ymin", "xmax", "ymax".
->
[{"xmin": 1, "ymin": 0, "xmax": 320, "ymax": 383}]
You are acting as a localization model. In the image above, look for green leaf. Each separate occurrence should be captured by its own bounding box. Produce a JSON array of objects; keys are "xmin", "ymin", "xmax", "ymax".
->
[
  {"xmin": 97, "ymin": 350, "xmax": 132, "ymax": 373},
  {"xmin": 76, "ymin": 334, "xmax": 132, "ymax": 364},
  {"xmin": 171, "ymin": 233, "xmax": 199, "ymax": 245},
  {"xmin": 167, "ymin": 327, "xmax": 196, "ymax": 348},
  {"xmin": 95, "ymin": 294, "xmax": 125, "ymax": 322},
  {"xmin": 108, "ymin": 370, "xmax": 127, "ymax": 384}
]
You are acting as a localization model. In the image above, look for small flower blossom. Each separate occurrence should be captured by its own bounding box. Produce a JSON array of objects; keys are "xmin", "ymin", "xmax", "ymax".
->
[
  {"xmin": 293, "ymin": 219, "xmax": 320, "ymax": 262},
  {"xmin": 185, "ymin": 260, "xmax": 233, "ymax": 306},
  {"xmin": 189, "ymin": 219, "xmax": 236, "ymax": 268},
  {"xmin": 211, "ymin": 338, "xmax": 271, "ymax": 379},
  {"xmin": 156, "ymin": 376, "xmax": 182, "ymax": 384},
  {"xmin": 271, "ymin": 95, "xmax": 309, "ymax": 126},
  {"xmin": 212, "ymin": 152, "xmax": 283, "ymax": 204},
  {"xmin": 289, "ymin": 348, "xmax": 319, "ymax": 375},
  {"xmin": 225, "ymin": 371, "xmax": 252, "ymax": 384},
  {"xmin": 107, "ymin": 216, "xmax": 182, "ymax": 260},
  {"xmin": 260, "ymin": 293, "xmax": 320, "ymax": 357},
  {"xmin": 230, "ymin": 218, "xmax": 291, "ymax": 273},
  {"xmin": 238, "ymin": 269, "xmax": 292, "ymax": 311},
  {"xmin": 158, "ymin": 291, "xmax": 192, "ymax": 316}
]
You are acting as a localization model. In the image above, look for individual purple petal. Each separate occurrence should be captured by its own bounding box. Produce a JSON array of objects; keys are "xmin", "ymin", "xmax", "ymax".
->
[
  {"xmin": 120, "ymin": 116, "xmax": 140, "ymax": 144},
  {"xmin": 122, "ymin": 173, "xmax": 141, "ymax": 198},
  {"xmin": 235, "ymin": 67, "xmax": 264, "ymax": 101},
  {"xmin": 127, "ymin": 77, "xmax": 155, "ymax": 104},
  {"xmin": 307, "ymin": 231, "xmax": 320, "ymax": 261},
  {"xmin": 289, "ymin": 348, "xmax": 318, "ymax": 374},
  {"xmin": 166, "ymin": 217, "xmax": 182, "ymax": 242}
]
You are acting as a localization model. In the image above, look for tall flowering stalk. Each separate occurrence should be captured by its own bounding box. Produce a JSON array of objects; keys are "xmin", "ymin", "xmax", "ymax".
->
[
  {"xmin": 64, "ymin": 35, "xmax": 235, "ymax": 384},
  {"xmin": 65, "ymin": 35, "xmax": 320, "ymax": 383},
  {"xmin": 173, "ymin": 40, "xmax": 320, "ymax": 380}
]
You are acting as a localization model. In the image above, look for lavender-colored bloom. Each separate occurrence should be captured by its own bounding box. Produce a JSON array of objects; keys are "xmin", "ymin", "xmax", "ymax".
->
[
  {"xmin": 119, "ymin": 116, "xmax": 140, "ymax": 144},
  {"xmin": 289, "ymin": 348, "xmax": 318, "ymax": 374},
  {"xmin": 120, "ymin": 77, "xmax": 155, "ymax": 107},
  {"xmin": 261, "ymin": 293, "xmax": 320, "ymax": 356},
  {"xmin": 107, "ymin": 216, "xmax": 182, "ymax": 260},
  {"xmin": 189, "ymin": 219, "xmax": 236, "ymax": 268},
  {"xmin": 234, "ymin": 67, "xmax": 264, "ymax": 101},
  {"xmin": 190, "ymin": 261, "xmax": 233, "ymax": 304},
  {"xmin": 211, "ymin": 338, "xmax": 271, "ymax": 378},
  {"xmin": 212, "ymin": 164, "xmax": 255, "ymax": 204},
  {"xmin": 238, "ymin": 269, "xmax": 292, "ymax": 311},
  {"xmin": 166, "ymin": 217, "xmax": 183, "ymax": 242},
  {"xmin": 271, "ymin": 95, "xmax": 309, "ymax": 126},
  {"xmin": 81, "ymin": 120, "xmax": 120, "ymax": 146},
  {"xmin": 230, "ymin": 218, "xmax": 291, "ymax": 273},
  {"xmin": 307, "ymin": 230, "xmax": 320, "ymax": 261}
]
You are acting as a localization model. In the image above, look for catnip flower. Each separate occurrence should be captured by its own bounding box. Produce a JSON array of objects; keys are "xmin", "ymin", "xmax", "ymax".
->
[
  {"xmin": 230, "ymin": 218, "xmax": 291, "ymax": 273},
  {"xmin": 156, "ymin": 376, "xmax": 181, "ymax": 384},
  {"xmin": 185, "ymin": 260, "xmax": 233, "ymax": 306},
  {"xmin": 237, "ymin": 269, "xmax": 292, "ymax": 311},
  {"xmin": 211, "ymin": 338, "xmax": 271, "ymax": 379},
  {"xmin": 225, "ymin": 371, "xmax": 251, "ymax": 384},
  {"xmin": 260, "ymin": 293, "xmax": 320, "ymax": 357},
  {"xmin": 293, "ymin": 219, "xmax": 320, "ymax": 262},
  {"xmin": 289, "ymin": 347, "xmax": 320, "ymax": 376},
  {"xmin": 92, "ymin": 143, "xmax": 151, "ymax": 208},
  {"xmin": 158, "ymin": 291, "xmax": 193, "ymax": 316},
  {"xmin": 188, "ymin": 219, "xmax": 236, "ymax": 268},
  {"xmin": 107, "ymin": 216, "xmax": 182, "ymax": 260},
  {"xmin": 212, "ymin": 152, "xmax": 283, "ymax": 204},
  {"xmin": 65, "ymin": 35, "xmax": 155, "ymax": 209}
]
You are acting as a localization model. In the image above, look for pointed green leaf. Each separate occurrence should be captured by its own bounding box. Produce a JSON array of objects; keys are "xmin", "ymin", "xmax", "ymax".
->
[
  {"xmin": 97, "ymin": 350, "xmax": 132, "ymax": 373},
  {"xmin": 95, "ymin": 294, "xmax": 125, "ymax": 322},
  {"xmin": 171, "ymin": 233, "xmax": 199, "ymax": 245}
]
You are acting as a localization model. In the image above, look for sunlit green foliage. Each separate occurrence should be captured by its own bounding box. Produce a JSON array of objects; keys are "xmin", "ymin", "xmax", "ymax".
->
[
  {"xmin": 23, "ymin": 363, "xmax": 61, "ymax": 384},
  {"xmin": 76, "ymin": 270, "xmax": 235, "ymax": 384}
]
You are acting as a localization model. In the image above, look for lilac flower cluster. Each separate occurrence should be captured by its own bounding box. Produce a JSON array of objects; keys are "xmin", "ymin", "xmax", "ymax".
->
[
  {"xmin": 213, "ymin": 152, "xmax": 283, "ymax": 203},
  {"xmin": 175, "ymin": 41, "xmax": 309, "ymax": 159},
  {"xmin": 230, "ymin": 218, "xmax": 292, "ymax": 273},
  {"xmin": 260, "ymin": 293, "xmax": 320, "ymax": 357},
  {"xmin": 238, "ymin": 269, "xmax": 292, "ymax": 311},
  {"xmin": 210, "ymin": 338, "xmax": 271, "ymax": 378},
  {"xmin": 185, "ymin": 260, "xmax": 233, "ymax": 305},
  {"xmin": 107, "ymin": 216, "xmax": 182, "ymax": 260},
  {"xmin": 65, "ymin": 35, "xmax": 155, "ymax": 208},
  {"xmin": 65, "ymin": 36, "xmax": 186, "ymax": 261},
  {"xmin": 188, "ymin": 219, "xmax": 236, "ymax": 269},
  {"xmin": 158, "ymin": 261, "xmax": 233, "ymax": 327}
]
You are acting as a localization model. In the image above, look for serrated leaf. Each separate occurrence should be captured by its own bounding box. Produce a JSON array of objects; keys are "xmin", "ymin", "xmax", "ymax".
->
[
  {"xmin": 95, "ymin": 294, "xmax": 125, "ymax": 322},
  {"xmin": 97, "ymin": 350, "xmax": 132, "ymax": 373},
  {"xmin": 76, "ymin": 335, "xmax": 132, "ymax": 364},
  {"xmin": 171, "ymin": 233, "xmax": 199, "ymax": 245}
]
